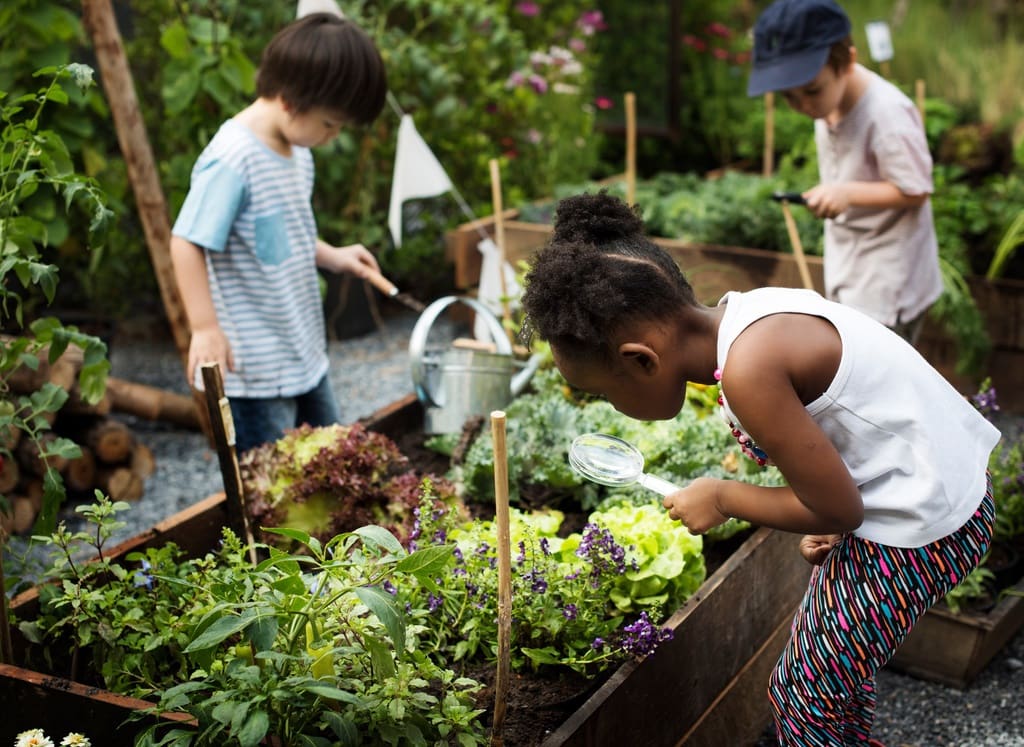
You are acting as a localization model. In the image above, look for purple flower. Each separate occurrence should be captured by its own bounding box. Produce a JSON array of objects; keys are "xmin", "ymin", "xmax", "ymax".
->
[
  {"xmin": 591, "ymin": 637, "xmax": 605, "ymax": 650},
  {"xmin": 620, "ymin": 612, "xmax": 674, "ymax": 658},
  {"xmin": 382, "ymin": 579, "xmax": 397, "ymax": 595},
  {"xmin": 528, "ymin": 74, "xmax": 549, "ymax": 94},
  {"xmin": 427, "ymin": 593, "xmax": 443, "ymax": 612},
  {"xmin": 562, "ymin": 603, "xmax": 578, "ymax": 620},
  {"xmin": 516, "ymin": 1, "xmax": 540, "ymax": 16}
]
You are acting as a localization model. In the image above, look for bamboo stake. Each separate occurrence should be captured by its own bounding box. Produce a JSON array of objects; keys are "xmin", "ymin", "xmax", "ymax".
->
[
  {"xmin": 625, "ymin": 92, "xmax": 637, "ymax": 205},
  {"xmin": 488, "ymin": 159, "xmax": 513, "ymax": 341},
  {"xmin": 779, "ymin": 200, "xmax": 815, "ymax": 291},
  {"xmin": 763, "ymin": 92, "xmax": 775, "ymax": 178},
  {"xmin": 81, "ymin": 0, "xmax": 209, "ymax": 441},
  {"xmin": 200, "ymin": 363, "xmax": 257, "ymax": 565},
  {"xmin": 915, "ymin": 79, "xmax": 926, "ymax": 123},
  {"xmin": 489, "ymin": 410, "xmax": 512, "ymax": 747},
  {"xmin": 880, "ymin": 60, "xmax": 891, "ymax": 79}
]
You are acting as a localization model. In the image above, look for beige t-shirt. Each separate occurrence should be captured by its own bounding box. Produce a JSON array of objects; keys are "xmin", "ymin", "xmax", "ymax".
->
[{"xmin": 815, "ymin": 66, "xmax": 943, "ymax": 327}]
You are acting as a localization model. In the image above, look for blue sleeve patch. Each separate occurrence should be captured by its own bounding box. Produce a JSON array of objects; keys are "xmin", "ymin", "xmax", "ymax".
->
[{"xmin": 172, "ymin": 160, "xmax": 246, "ymax": 252}]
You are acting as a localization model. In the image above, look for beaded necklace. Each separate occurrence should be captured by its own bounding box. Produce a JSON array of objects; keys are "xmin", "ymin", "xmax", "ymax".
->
[{"xmin": 714, "ymin": 367, "xmax": 770, "ymax": 467}]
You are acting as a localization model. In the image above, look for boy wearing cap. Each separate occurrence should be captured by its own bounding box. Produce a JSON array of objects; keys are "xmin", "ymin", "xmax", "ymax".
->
[{"xmin": 749, "ymin": 0, "xmax": 942, "ymax": 345}]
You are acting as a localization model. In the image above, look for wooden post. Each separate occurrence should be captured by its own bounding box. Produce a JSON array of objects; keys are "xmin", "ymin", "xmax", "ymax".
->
[
  {"xmin": 763, "ymin": 92, "xmax": 775, "ymax": 178},
  {"xmin": 624, "ymin": 91, "xmax": 637, "ymax": 206},
  {"xmin": 488, "ymin": 159, "xmax": 513, "ymax": 339},
  {"xmin": 200, "ymin": 363, "xmax": 257, "ymax": 564},
  {"xmin": 81, "ymin": 0, "xmax": 208, "ymax": 440},
  {"xmin": 489, "ymin": 410, "xmax": 511, "ymax": 746},
  {"xmin": 915, "ymin": 79, "xmax": 926, "ymax": 123},
  {"xmin": 779, "ymin": 201, "xmax": 815, "ymax": 292}
]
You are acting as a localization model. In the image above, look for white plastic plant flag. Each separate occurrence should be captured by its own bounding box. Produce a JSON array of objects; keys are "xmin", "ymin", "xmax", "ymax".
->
[
  {"xmin": 297, "ymin": 0, "xmax": 344, "ymax": 17},
  {"xmin": 474, "ymin": 237, "xmax": 521, "ymax": 341},
  {"xmin": 388, "ymin": 114, "xmax": 454, "ymax": 248}
]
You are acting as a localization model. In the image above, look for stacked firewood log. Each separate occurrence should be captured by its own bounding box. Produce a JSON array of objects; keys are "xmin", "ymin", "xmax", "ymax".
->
[{"xmin": 1, "ymin": 343, "xmax": 198, "ymax": 535}]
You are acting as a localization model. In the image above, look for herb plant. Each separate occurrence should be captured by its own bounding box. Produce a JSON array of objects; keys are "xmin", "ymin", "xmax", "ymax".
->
[
  {"xmin": 1, "ymin": 63, "xmax": 112, "ymax": 533},
  {"xmin": 18, "ymin": 493, "xmax": 488, "ymax": 746}
]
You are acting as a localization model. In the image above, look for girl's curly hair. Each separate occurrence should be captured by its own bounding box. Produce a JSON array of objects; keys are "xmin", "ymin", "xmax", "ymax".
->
[{"xmin": 521, "ymin": 191, "xmax": 696, "ymax": 364}]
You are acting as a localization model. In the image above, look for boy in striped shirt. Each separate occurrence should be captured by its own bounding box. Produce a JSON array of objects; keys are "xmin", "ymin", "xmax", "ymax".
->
[{"xmin": 171, "ymin": 13, "xmax": 387, "ymax": 452}]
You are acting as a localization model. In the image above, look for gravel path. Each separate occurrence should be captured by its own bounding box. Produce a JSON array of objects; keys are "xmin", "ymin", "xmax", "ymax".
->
[{"xmin": 7, "ymin": 307, "xmax": 1024, "ymax": 745}]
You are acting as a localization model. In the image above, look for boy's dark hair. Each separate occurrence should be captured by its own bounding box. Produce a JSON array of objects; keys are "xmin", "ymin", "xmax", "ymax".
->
[
  {"xmin": 521, "ymin": 191, "xmax": 697, "ymax": 364},
  {"xmin": 256, "ymin": 13, "xmax": 387, "ymax": 125},
  {"xmin": 825, "ymin": 36, "xmax": 854, "ymax": 73}
]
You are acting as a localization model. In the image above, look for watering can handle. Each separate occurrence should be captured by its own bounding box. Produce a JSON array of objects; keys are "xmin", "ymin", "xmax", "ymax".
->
[{"xmin": 408, "ymin": 295, "xmax": 512, "ymax": 406}]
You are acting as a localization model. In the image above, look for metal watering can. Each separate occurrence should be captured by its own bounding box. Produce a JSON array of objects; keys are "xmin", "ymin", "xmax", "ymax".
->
[{"xmin": 409, "ymin": 296, "xmax": 543, "ymax": 434}]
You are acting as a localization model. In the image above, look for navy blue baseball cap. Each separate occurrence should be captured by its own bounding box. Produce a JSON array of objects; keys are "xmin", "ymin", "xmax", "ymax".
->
[{"xmin": 747, "ymin": 0, "xmax": 852, "ymax": 97}]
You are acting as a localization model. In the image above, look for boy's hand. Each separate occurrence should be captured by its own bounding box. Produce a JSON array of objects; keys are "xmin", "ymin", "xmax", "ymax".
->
[
  {"xmin": 803, "ymin": 184, "xmax": 850, "ymax": 219},
  {"xmin": 321, "ymin": 242, "xmax": 381, "ymax": 277},
  {"xmin": 799, "ymin": 534, "xmax": 841, "ymax": 565},
  {"xmin": 662, "ymin": 477, "xmax": 730, "ymax": 534},
  {"xmin": 188, "ymin": 326, "xmax": 235, "ymax": 388}
]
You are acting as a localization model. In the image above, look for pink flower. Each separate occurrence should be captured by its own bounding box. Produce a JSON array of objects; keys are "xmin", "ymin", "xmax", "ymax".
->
[
  {"xmin": 733, "ymin": 50, "xmax": 751, "ymax": 65},
  {"xmin": 711, "ymin": 47, "xmax": 729, "ymax": 61},
  {"xmin": 683, "ymin": 35, "xmax": 708, "ymax": 53},
  {"xmin": 569, "ymin": 37, "xmax": 586, "ymax": 53},
  {"xmin": 706, "ymin": 22, "xmax": 732, "ymax": 39},
  {"xmin": 516, "ymin": 1, "xmax": 540, "ymax": 16},
  {"xmin": 528, "ymin": 74, "xmax": 548, "ymax": 94},
  {"xmin": 505, "ymin": 70, "xmax": 526, "ymax": 89},
  {"xmin": 577, "ymin": 9, "xmax": 607, "ymax": 35},
  {"xmin": 594, "ymin": 96, "xmax": 614, "ymax": 110}
]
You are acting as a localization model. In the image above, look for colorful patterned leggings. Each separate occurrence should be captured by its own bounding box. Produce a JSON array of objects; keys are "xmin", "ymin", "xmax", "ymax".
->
[{"xmin": 768, "ymin": 477, "xmax": 994, "ymax": 746}]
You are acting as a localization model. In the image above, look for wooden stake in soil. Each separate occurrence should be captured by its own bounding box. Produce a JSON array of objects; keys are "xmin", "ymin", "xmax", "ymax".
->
[
  {"xmin": 488, "ymin": 159, "xmax": 513, "ymax": 341},
  {"xmin": 763, "ymin": 92, "xmax": 775, "ymax": 178},
  {"xmin": 779, "ymin": 200, "xmax": 815, "ymax": 292},
  {"xmin": 200, "ymin": 363, "xmax": 258, "ymax": 564},
  {"xmin": 81, "ymin": 0, "xmax": 209, "ymax": 441},
  {"xmin": 625, "ymin": 91, "xmax": 637, "ymax": 206},
  {"xmin": 915, "ymin": 79, "xmax": 926, "ymax": 123},
  {"xmin": 490, "ymin": 410, "xmax": 512, "ymax": 747}
]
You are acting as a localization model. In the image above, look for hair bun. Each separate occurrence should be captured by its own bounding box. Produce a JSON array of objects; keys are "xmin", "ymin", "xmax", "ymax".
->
[{"xmin": 551, "ymin": 191, "xmax": 643, "ymax": 246}]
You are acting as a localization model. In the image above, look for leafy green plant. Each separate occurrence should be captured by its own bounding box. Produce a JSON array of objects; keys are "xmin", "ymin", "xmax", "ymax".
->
[
  {"xmin": 18, "ymin": 493, "xmax": 488, "ymax": 746},
  {"xmin": 400, "ymin": 495, "xmax": 682, "ymax": 674},
  {"xmin": 239, "ymin": 423, "xmax": 461, "ymax": 552},
  {"xmin": 986, "ymin": 208, "xmax": 1024, "ymax": 279},
  {"xmin": 943, "ymin": 564, "xmax": 996, "ymax": 615},
  {"xmin": 453, "ymin": 365, "xmax": 785, "ymax": 511},
  {"xmin": 1, "ymin": 63, "xmax": 111, "ymax": 533}
]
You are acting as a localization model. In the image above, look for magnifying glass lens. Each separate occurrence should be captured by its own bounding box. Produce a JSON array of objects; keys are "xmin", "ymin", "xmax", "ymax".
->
[{"xmin": 569, "ymin": 434, "xmax": 643, "ymax": 486}]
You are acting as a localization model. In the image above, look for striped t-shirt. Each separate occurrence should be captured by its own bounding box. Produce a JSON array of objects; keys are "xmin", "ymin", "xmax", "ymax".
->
[{"xmin": 173, "ymin": 119, "xmax": 328, "ymax": 398}]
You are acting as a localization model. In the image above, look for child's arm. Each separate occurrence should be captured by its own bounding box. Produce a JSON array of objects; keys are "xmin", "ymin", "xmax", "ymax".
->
[
  {"xmin": 803, "ymin": 180, "xmax": 928, "ymax": 219},
  {"xmin": 170, "ymin": 235, "xmax": 234, "ymax": 387},
  {"xmin": 664, "ymin": 314, "xmax": 864, "ymax": 536},
  {"xmin": 315, "ymin": 239, "xmax": 381, "ymax": 277}
]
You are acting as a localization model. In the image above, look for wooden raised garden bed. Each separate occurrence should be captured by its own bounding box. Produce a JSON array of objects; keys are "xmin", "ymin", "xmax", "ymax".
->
[
  {"xmin": 2, "ymin": 394, "xmax": 813, "ymax": 746},
  {"xmin": 887, "ymin": 573, "xmax": 1024, "ymax": 689},
  {"xmin": 446, "ymin": 214, "xmax": 1024, "ymax": 413}
]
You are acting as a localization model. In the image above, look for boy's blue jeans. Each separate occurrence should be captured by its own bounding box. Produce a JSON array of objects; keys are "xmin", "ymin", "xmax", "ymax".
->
[{"xmin": 228, "ymin": 374, "xmax": 342, "ymax": 453}]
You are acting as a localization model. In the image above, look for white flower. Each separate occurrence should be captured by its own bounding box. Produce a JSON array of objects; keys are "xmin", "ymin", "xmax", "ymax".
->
[
  {"xmin": 16, "ymin": 730, "xmax": 54, "ymax": 747},
  {"xmin": 61, "ymin": 735, "xmax": 91, "ymax": 747}
]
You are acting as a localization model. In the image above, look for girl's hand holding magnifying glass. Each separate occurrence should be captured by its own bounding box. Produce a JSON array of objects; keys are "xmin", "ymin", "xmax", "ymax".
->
[{"xmin": 662, "ymin": 477, "xmax": 730, "ymax": 535}]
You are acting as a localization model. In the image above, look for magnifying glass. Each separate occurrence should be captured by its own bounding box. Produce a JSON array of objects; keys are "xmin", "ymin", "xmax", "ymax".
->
[{"xmin": 568, "ymin": 433, "xmax": 682, "ymax": 497}]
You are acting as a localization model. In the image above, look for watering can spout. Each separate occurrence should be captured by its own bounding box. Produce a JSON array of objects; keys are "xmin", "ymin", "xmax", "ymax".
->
[{"xmin": 512, "ymin": 353, "xmax": 544, "ymax": 396}]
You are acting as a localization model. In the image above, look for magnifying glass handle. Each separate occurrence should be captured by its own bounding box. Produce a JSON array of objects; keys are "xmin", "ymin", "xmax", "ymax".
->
[{"xmin": 637, "ymin": 472, "xmax": 682, "ymax": 497}]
